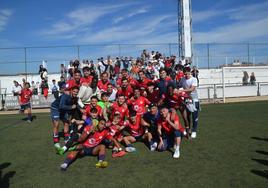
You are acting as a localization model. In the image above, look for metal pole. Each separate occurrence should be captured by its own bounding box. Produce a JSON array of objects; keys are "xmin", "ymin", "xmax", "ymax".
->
[
  {"xmin": 77, "ymin": 45, "xmax": 80, "ymax": 60},
  {"xmin": 213, "ymin": 84, "xmax": 217, "ymax": 103},
  {"xmin": 168, "ymin": 43, "xmax": 171, "ymax": 56},
  {"xmin": 247, "ymin": 43, "xmax": 250, "ymax": 64},
  {"xmin": 222, "ymin": 67, "xmax": 225, "ymax": 103},
  {"xmin": 207, "ymin": 43, "xmax": 210, "ymax": 69},
  {"xmin": 118, "ymin": 44, "xmax": 121, "ymax": 57},
  {"xmin": 257, "ymin": 82, "xmax": 260, "ymax": 96},
  {"xmin": 24, "ymin": 47, "xmax": 27, "ymax": 81}
]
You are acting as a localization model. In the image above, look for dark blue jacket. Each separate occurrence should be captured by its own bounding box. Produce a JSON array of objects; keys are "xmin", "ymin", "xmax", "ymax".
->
[
  {"xmin": 156, "ymin": 78, "xmax": 175, "ymax": 96},
  {"xmin": 59, "ymin": 93, "xmax": 73, "ymax": 114}
]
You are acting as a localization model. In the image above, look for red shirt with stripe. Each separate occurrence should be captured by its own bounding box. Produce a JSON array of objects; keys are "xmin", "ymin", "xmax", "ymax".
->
[
  {"xmin": 124, "ymin": 116, "xmax": 144, "ymax": 137},
  {"xmin": 82, "ymin": 127, "xmax": 112, "ymax": 148},
  {"xmin": 20, "ymin": 88, "xmax": 32, "ymax": 104},
  {"xmin": 157, "ymin": 113, "xmax": 184, "ymax": 134}
]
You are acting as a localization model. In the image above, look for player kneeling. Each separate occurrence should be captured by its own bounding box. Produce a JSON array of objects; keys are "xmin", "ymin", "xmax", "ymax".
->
[
  {"xmin": 123, "ymin": 111, "xmax": 146, "ymax": 152},
  {"xmin": 60, "ymin": 118, "xmax": 122, "ymax": 171},
  {"xmin": 157, "ymin": 107, "xmax": 185, "ymax": 159}
]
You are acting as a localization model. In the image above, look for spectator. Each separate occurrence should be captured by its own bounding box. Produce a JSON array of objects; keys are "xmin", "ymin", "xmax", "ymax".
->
[
  {"xmin": 67, "ymin": 61, "xmax": 75, "ymax": 79},
  {"xmin": 242, "ymin": 71, "xmax": 249, "ymax": 85},
  {"xmin": 141, "ymin": 49, "xmax": 149, "ymax": 62},
  {"xmin": 31, "ymin": 81, "xmax": 38, "ymax": 95},
  {"xmin": 22, "ymin": 78, "xmax": 26, "ymax": 87},
  {"xmin": 51, "ymin": 79, "xmax": 59, "ymax": 95},
  {"xmin": 39, "ymin": 66, "xmax": 48, "ymax": 81},
  {"xmin": 36, "ymin": 81, "xmax": 40, "ymax": 94},
  {"xmin": 38, "ymin": 65, "xmax": 44, "ymax": 74},
  {"xmin": 191, "ymin": 66, "xmax": 199, "ymax": 85},
  {"xmin": 122, "ymin": 57, "xmax": 129, "ymax": 70},
  {"xmin": 97, "ymin": 57, "xmax": 109, "ymax": 76},
  {"xmin": 40, "ymin": 80, "xmax": 49, "ymax": 99},
  {"xmin": 12, "ymin": 80, "xmax": 22, "ymax": 96},
  {"xmin": 60, "ymin": 64, "xmax": 67, "ymax": 78},
  {"xmin": 250, "ymin": 72, "xmax": 256, "ymax": 85},
  {"xmin": 57, "ymin": 76, "xmax": 65, "ymax": 90}
]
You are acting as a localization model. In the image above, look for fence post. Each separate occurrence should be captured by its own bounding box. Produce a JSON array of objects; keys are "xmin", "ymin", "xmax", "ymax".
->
[
  {"xmin": 118, "ymin": 44, "xmax": 121, "ymax": 57},
  {"xmin": 207, "ymin": 87, "xmax": 210, "ymax": 101},
  {"xmin": 257, "ymin": 82, "xmax": 261, "ymax": 96},
  {"xmin": 222, "ymin": 67, "xmax": 225, "ymax": 103},
  {"xmin": 213, "ymin": 84, "xmax": 217, "ymax": 99},
  {"xmin": 77, "ymin": 45, "xmax": 80, "ymax": 60},
  {"xmin": 24, "ymin": 47, "xmax": 27, "ymax": 81},
  {"xmin": 247, "ymin": 43, "xmax": 250, "ymax": 64},
  {"xmin": 168, "ymin": 43, "xmax": 171, "ymax": 56},
  {"xmin": 207, "ymin": 43, "xmax": 210, "ymax": 69}
]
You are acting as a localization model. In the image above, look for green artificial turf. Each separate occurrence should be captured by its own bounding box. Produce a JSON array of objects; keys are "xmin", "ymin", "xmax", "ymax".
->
[{"xmin": 0, "ymin": 101, "xmax": 267, "ymax": 188}]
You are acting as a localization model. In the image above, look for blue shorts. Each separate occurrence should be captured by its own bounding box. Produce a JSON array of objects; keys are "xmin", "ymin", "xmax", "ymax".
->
[
  {"xmin": 20, "ymin": 103, "xmax": 31, "ymax": 111},
  {"xmin": 83, "ymin": 146, "xmax": 96, "ymax": 156},
  {"xmin": 159, "ymin": 130, "xmax": 182, "ymax": 151},
  {"xmin": 50, "ymin": 108, "xmax": 60, "ymax": 121},
  {"xmin": 59, "ymin": 112, "xmax": 70, "ymax": 123}
]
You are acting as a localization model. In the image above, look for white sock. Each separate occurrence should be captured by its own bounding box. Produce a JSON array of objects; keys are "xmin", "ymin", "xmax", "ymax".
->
[
  {"xmin": 62, "ymin": 146, "xmax": 67, "ymax": 151},
  {"xmin": 175, "ymin": 145, "xmax": 180, "ymax": 150}
]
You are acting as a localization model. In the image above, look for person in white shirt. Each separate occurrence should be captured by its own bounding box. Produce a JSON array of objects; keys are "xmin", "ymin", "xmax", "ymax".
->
[
  {"xmin": 12, "ymin": 80, "xmax": 22, "ymax": 96},
  {"xmin": 12, "ymin": 80, "xmax": 22, "ymax": 107},
  {"xmin": 177, "ymin": 69, "xmax": 199, "ymax": 139}
]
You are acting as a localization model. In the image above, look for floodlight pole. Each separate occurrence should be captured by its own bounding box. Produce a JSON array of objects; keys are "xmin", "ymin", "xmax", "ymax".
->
[{"xmin": 178, "ymin": 0, "xmax": 192, "ymax": 59}]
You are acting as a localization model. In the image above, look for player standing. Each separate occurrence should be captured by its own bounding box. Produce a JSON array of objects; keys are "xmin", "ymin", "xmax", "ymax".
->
[{"xmin": 19, "ymin": 82, "xmax": 33, "ymax": 123}]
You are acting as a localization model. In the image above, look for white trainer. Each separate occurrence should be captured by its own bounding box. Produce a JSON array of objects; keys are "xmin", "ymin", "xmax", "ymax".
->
[
  {"xmin": 125, "ymin": 147, "xmax": 136, "ymax": 152},
  {"xmin": 173, "ymin": 149, "xmax": 180, "ymax": 159},
  {"xmin": 191, "ymin": 132, "xmax": 197, "ymax": 138},
  {"xmin": 60, "ymin": 163, "xmax": 68, "ymax": 171},
  {"xmin": 54, "ymin": 143, "xmax": 61, "ymax": 149},
  {"xmin": 150, "ymin": 142, "xmax": 157, "ymax": 151}
]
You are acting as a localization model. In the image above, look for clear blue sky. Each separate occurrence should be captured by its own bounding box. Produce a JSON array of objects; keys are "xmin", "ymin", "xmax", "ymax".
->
[{"xmin": 0, "ymin": 0, "xmax": 268, "ymax": 72}]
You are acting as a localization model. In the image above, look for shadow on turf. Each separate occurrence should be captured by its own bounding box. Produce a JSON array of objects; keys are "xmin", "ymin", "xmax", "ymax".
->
[
  {"xmin": 251, "ymin": 137, "xmax": 268, "ymax": 142},
  {"xmin": 256, "ymin": 150, "xmax": 268, "ymax": 156},
  {"xmin": 252, "ymin": 158, "xmax": 268, "ymax": 166},
  {"xmin": 251, "ymin": 170, "xmax": 268, "ymax": 179},
  {"xmin": 21, "ymin": 115, "xmax": 37, "ymax": 121},
  {"xmin": 0, "ymin": 162, "xmax": 16, "ymax": 188}
]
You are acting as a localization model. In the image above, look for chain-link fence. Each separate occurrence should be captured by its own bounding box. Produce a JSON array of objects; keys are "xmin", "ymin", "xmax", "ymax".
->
[{"xmin": 0, "ymin": 43, "xmax": 268, "ymax": 76}]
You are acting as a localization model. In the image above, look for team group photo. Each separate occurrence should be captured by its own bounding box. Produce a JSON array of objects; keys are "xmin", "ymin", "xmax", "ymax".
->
[{"xmin": 0, "ymin": 0, "xmax": 267, "ymax": 187}]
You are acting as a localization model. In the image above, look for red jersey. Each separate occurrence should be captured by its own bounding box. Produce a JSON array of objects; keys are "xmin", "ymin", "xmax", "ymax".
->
[
  {"xmin": 20, "ymin": 88, "xmax": 32, "ymax": 104},
  {"xmin": 137, "ymin": 78, "xmax": 152, "ymax": 89},
  {"xmin": 116, "ymin": 77, "xmax": 138, "ymax": 87},
  {"xmin": 157, "ymin": 113, "xmax": 184, "ymax": 134},
  {"xmin": 175, "ymin": 71, "xmax": 185, "ymax": 81},
  {"xmin": 97, "ymin": 80, "xmax": 110, "ymax": 92},
  {"xmin": 164, "ymin": 59, "xmax": 172, "ymax": 68},
  {"xmin": 116, "ymin": 86, "xmax": 133, "ymax": 99},
  {"xmin": 124, "ymin": 116, "xmax": 144, "ymax": 137},
  {"xmin": 84, "ymin": 105, "xmax": 103, "ymax": 117},
  {"xmin": 108, "ymin": 121, "xmax": 124, "ymax": 140},
  {"xmin": 128, "ymin": 96, "xmax": 150, "ymax": 116},
  {"xmin": 146, "ymin": 89, "xmax": 160, "ymax": 104},
  {"xmin": 80, "ymin": 76, "xmax": 93, "ymax": 85},
  {"xmin": 82, "ymin": 127, "xmax": 112, "ymax": 148},
  {"xmin": 162, "ymin": 93, "xmax": 182, "ymax": 109},
  {"xmin": 110, "ymin": 102, "xmax": 129, "ymax": 120},
  {"xmin": 66, "ymin": 79, "xmax": 80, "ymax": 90}
]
